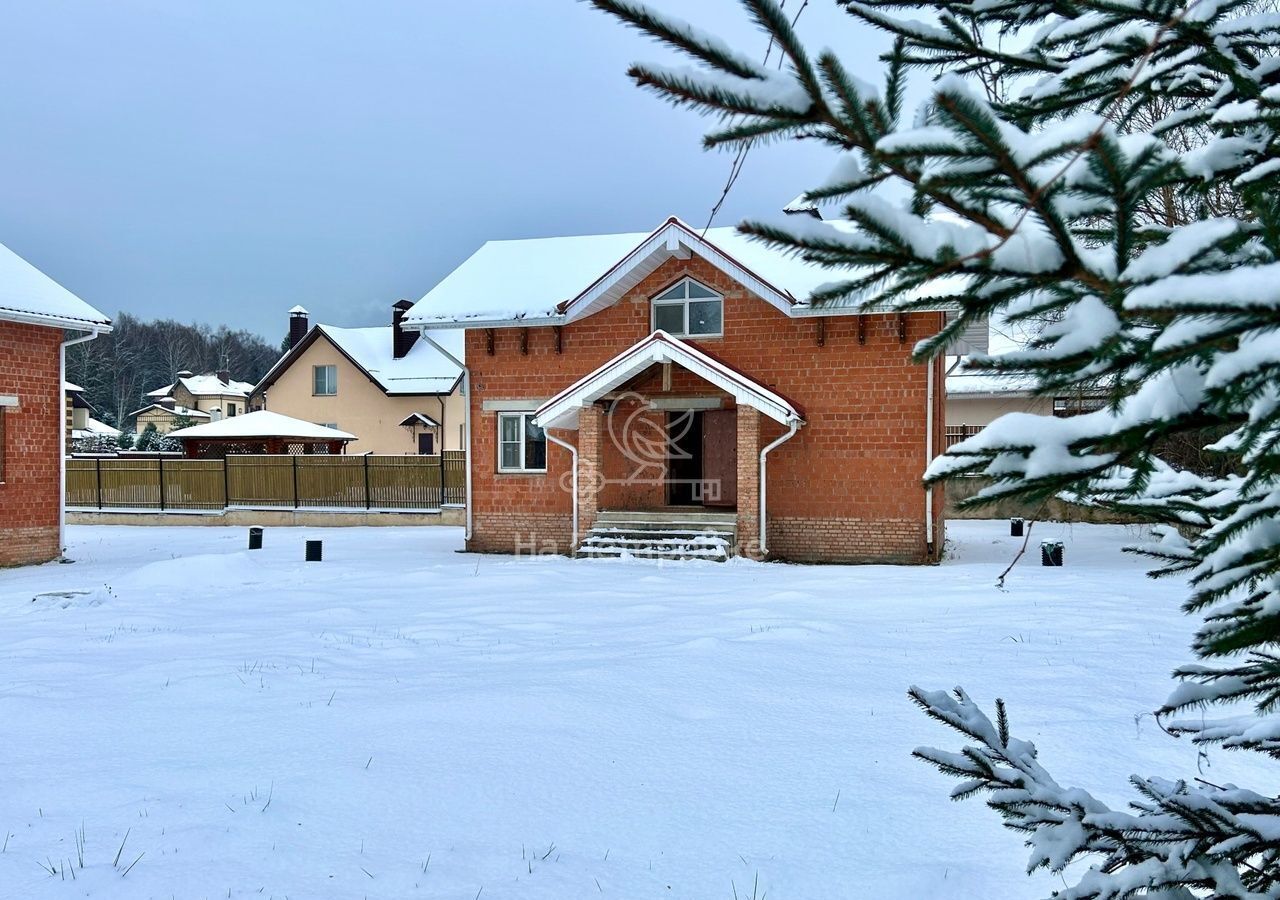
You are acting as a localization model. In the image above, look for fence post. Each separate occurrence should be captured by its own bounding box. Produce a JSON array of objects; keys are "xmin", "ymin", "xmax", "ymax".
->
[
  {"xmin": 364, "ymin": 454, "xmax": 371, "ymax": 509},
  {"xmin": 292, "ymin": 454, "xmax": 299, "ymax": 509},
  {"xmin": 222, "ymin": 457, "xmax": 230, "ymax": 510},
  {"xmin": 158, "ymin": 454, "xmax": 166, "ymax": 511},
  {"xmin": 95, "ymin": 457, "xmax": 103, "ymax": 509}
]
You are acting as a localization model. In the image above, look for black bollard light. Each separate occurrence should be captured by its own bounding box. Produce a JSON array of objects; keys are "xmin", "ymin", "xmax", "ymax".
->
[
  {"xmin": 1010, "ymin": 517, "xmax": 1024, "ymax": 537},
  {"xmin": 1040, "ymin": 540, "xmax": 1064, "ymax": 567},
  {"xmin": 248, "ymin": 527, "xmax": 263, "ymax": 550},
  {"xmin": 305, "ymin": 540, "xmax": 323, "ymax": 562}
]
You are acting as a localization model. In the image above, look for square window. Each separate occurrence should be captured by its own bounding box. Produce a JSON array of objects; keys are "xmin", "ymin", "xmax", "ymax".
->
[
  {"xmin": 689, "ymin": 299, "xmax": 722, "ymax": 335},
  {"xmin": 654, "ymin": 303, "xmax": 684, "ymax": 334}
]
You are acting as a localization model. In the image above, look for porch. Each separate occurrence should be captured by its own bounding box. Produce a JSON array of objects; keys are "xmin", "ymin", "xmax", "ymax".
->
[{"xmin": 534, "ymin": 331, "xmax": 805, "ymax": 559}]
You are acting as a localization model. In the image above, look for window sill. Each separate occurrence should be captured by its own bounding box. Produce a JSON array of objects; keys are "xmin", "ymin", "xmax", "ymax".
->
[{"xmin": 496, "ymin": 469, "xmax": 548, "ymax": 476}]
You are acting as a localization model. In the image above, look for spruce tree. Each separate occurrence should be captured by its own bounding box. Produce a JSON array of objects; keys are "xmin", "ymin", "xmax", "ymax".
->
[{"xmin": 589, "ymin": 0, "xmax": 1280, "ymax": 894}]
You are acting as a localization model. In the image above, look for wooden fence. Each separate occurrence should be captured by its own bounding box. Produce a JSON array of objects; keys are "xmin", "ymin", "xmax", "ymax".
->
[{"xmin": 67, "ymin": 451, "xmax": 466, "ymax": 512}]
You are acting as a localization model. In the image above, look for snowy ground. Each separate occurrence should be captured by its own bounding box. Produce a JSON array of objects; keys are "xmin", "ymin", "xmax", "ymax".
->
[{"xmin": 0, "ymin": 522, "xmax": 1273, "ymax": 900}]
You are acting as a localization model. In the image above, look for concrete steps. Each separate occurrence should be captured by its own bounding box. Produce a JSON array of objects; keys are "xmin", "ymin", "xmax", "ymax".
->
[{"xmin": 575, "ymin": 510, "xmax": 737, "ymax": 562}]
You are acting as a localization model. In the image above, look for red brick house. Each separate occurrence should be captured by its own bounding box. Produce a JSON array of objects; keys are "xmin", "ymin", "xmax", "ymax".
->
[
  {"xmin": 0, "ymin": 243, "xmax": 110, "ymax": 566},
  {"xmin": 405, "ymin": 217, "xmax": 946, "ymax": 564}
]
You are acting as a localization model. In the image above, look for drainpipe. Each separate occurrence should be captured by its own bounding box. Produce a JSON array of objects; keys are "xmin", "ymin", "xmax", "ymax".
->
[
  {"xmin": 758, "ymin": 419, "xmax": 800, "ymax": 556},
  {"xmin": 417, "ymin": 334, "xmax": 471, "ymax": 540},
  {"xmin": 543, "ymin": 429, "xmax": 579, "ymax": 547},
  {"xmin": 60, "ymin": 329, "xmax": 102, "ymax": 557},
  {"xmin": 925, "ymin": 355, "xmax": 936, "ymax": 553}
]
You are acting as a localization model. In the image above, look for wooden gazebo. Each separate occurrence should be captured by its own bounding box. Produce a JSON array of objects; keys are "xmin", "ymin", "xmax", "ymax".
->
[{"xmin": 167, "ymin": 410, "xmax": 356, "ymax": 459}]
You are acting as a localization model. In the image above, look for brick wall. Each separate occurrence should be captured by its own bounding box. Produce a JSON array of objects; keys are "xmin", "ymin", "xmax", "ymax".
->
[
  {"xmin": 0, "ymin": 321, "xmax": 63, "ymax": 566},
  {"xmin": 464, "ymin": 254, "xmax": 946, "ymax": 563}
]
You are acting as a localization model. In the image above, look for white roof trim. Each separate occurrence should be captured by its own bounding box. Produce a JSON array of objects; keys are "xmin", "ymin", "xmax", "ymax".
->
[
  {"xmin": 562, "ymin": 220, "xmax": 795, "ymax": 324},
  {"xmin": 534, "ymin": 330, "xmax": 803, "ymax": 431}
]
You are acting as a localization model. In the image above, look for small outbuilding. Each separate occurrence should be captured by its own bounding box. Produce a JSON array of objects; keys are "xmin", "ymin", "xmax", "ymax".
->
[{"xmin": 167, "ymin": 410, "xmax": 355, "ymax": 458}]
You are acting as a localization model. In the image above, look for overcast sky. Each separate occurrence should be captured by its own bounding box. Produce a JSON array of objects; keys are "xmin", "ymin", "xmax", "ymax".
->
[{"xmin": 0, "ymin": 1, "xmax": 893, "ymax": 344}]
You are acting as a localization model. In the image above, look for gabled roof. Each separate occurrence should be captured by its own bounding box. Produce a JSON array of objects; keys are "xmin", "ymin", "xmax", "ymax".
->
[
  {"xmin": 148, "ymin": 374, "xmax": 255, "ymax": 399},
  {"xmin": 535, "ymin": 331, "xmax": 804, "ymax": 431},
  {"xmin": 255, "ymin": 323, "xmax": 464, "ymax": 397},
  {"xmin": 0, "ymin": 241, "xmax": 111, "ymax": 331},
  {"xmin": 405, "ymin": 216, "xmax": 963, "ymax": 330},
  {"xmin": 398, "ymin": 412, "xmax": 442, "ymax": 428},
  {"xmin": 168, "ymin": 410, "xmax": 355, "ymax": 441},
  {"xmin": 128, "ymin": 403, "xmax": 211, "ymax": 420}
]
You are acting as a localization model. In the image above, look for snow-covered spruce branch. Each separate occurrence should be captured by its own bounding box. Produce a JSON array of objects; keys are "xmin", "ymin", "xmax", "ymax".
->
[{"xmin": 909, "ymin": 687, "xmax": 1279, "ymax": 898}]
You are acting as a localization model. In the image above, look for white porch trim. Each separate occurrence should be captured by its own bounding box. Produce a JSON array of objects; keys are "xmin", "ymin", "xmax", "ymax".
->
[{"xmin": 533, "ymin": 331, "xmax": 804, "ymax": 431}]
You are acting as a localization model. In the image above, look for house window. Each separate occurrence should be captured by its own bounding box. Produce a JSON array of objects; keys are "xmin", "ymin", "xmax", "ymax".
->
[
  {"xmin": 228, "ymin": 404, "xmax": 237, "ymax": 417},
  {"xmin": 497, "ymin": 412, "xmax": 546, "ymax": 473},
  {"xmin": 651, "ymin": 278, "xmax": 723, "ymax": 337},
  {"xmin": 313, "ymin": 365, "xmax": 337, "ymax": 396},
  {"xmin": 317, "ymin": 422, "xmax": 338, "ymax": 430}
]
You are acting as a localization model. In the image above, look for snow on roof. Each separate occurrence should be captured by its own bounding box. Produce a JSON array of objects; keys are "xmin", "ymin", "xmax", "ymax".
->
[
  {"xmin": 316, "ymin": 324, "xmax": 464, "ymax": 394},
  {"xmin": 147, "ymin": 374, "xmax": 255, "ymax": 399},
  {"xmin": 128, "ymin": 403, "xmax": 211, "ymax": 419},
  {"xmin": 64, "ymin": 381, "xmax": 84, "ymax": 393},
  {"xmin": 289, "ymin": 305, "xmax": 309, "ymax": 314},
  {"xmin": 0, "ymin": 241, "xmax": 110, "ymax": 329},
  {"xmin": 178, "ymin": 373, "xmax": 255, "ymax": 397},
  {"xmin": 946, "ymin": 358, "xmax": 1040, "ymax": 397},
  {"xmin": 168, "ymin": 410, "xmax": 355, "ymax": 441},
  {"xmin": 73, "ymin": 417, "xmax": 120, "ymax": 439},
  {"xmin": 406, "ymin": 218, "xmax": 866, "ymax": 327}
]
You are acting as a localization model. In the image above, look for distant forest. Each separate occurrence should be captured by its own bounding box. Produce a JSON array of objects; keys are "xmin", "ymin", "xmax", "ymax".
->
[{"xmin": 66, "ymin": 313, "xmax": 284, "ymax": 430}]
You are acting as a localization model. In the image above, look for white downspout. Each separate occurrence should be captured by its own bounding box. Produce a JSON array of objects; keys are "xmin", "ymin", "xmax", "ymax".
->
[
  {"xmin": 925, "ymin": 356, "xmax": 935, "ymax": 552},
  {"xmin": 758, "ymin": 419, "xmax": 800, "ymax": 556},
  {"xmin": 60, "ymin": 329, "xmax": 102, "ymax": 557},
  {"xmin": 417, "ymin": 334, "xmax": 472, "ymax": 540},
  {"xmin": 543, "ymin": 429, "xmax": 579, "ymax": 548}
]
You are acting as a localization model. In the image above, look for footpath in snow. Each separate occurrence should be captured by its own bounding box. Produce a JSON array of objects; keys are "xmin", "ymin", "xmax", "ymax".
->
[{"xmin": 0, "ymin": 520, "xmax": 1271, "ymax": 899}]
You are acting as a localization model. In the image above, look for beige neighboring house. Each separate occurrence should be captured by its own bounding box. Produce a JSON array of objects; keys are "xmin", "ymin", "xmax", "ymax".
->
[
  {"xmin": 130, "ymin": 368, "xmax": 254, "ymax": 434},
  {"xmin": 946, "ymin": 361, "xmax": 1105, "ymax": 449},
  {"xmin": 250, "ymin": 302, "xmax": 465, "ymax": 455}
]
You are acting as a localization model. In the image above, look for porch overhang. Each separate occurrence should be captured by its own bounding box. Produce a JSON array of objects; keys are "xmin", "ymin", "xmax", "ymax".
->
[{"xmin": 533, "ymin": 330, "xmax": 805, "ymax": 431}]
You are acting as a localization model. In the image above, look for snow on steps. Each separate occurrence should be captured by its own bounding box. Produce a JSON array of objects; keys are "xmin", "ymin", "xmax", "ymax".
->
[{"xmin": 576, "ymin": 510, "xmax": 737, "ymax": 562}]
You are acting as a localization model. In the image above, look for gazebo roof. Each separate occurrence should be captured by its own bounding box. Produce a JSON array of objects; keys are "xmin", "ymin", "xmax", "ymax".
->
[{"xmin": 167, "ymin": 410, "xmax": 355, "ymax": 442}]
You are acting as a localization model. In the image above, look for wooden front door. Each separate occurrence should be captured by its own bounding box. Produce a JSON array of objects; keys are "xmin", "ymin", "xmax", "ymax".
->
[{"xmin": 700, "ymin": 409, "xmax": 737, "ymax": 507}]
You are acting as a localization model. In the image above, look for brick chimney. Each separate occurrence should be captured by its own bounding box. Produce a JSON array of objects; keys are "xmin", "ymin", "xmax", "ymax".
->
[
  {"xmin": 159, "ymin": 397, "xmax": 176, "ymax": 410},
  {"xmin": 289, "ymin": 305, "xmax": 309, "ymax": 349},
  {"xmin": 392, "ymin": 299, "xmax": 418, "ymax": 360}
]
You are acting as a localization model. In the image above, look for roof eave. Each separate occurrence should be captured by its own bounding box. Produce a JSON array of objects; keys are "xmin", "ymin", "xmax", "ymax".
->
[
  {"xmin": 0, "ymin": 309, "xmax": 113, "ymax": 333},
  {"xmin": 402, "ymin": 314, "xmax": 565, "ymax": 331}
]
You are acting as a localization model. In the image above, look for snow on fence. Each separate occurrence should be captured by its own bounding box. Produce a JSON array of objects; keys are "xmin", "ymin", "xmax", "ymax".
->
[{"xmin": 66, "ymin": 451, "xmax": 466, "ymax": 512}]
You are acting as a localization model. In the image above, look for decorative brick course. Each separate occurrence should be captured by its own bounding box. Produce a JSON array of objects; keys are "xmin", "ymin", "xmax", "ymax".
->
[{"xmin": 0, "ymin": 320, "xmax": 63, "ymax": 566}]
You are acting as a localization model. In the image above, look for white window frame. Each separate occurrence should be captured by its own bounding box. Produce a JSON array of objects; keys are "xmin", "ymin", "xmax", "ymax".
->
[
  {"xmin": 650, "ymin": 278, "xmax": 723, "ymax": 338},
  {"xmin": 496, "ymin": 411, "xmax": 547, "ymax": 474},
  {"xmin": 313, "ymin": 364, "xmax": 337, "ymax": 396}
]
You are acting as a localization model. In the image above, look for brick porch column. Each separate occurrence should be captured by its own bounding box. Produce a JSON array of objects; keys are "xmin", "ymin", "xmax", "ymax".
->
[
  {"xmin": 576, "ymin": 404, "xmax": 603, "ymax": 542},
  {"xmin": 735, "ymin": 406, "xmax": 762, "ymax": 559}
]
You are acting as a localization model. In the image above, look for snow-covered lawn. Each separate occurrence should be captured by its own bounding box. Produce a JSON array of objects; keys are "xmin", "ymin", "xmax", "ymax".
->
[{"xmin": 0, "ymin": 521, "xmax": 1271, "ymax": 899}]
